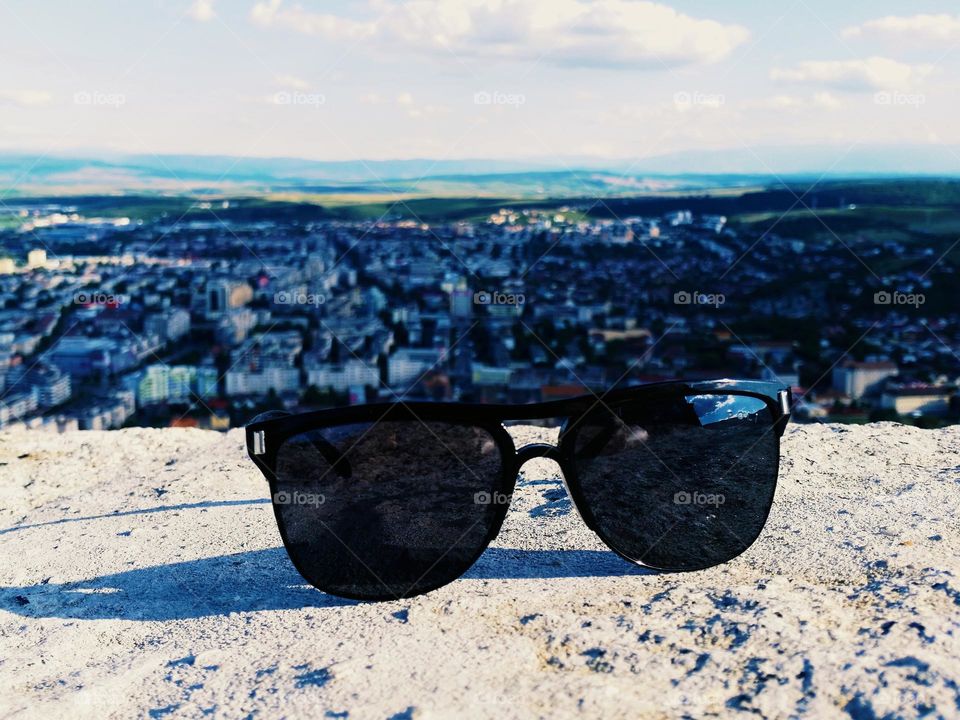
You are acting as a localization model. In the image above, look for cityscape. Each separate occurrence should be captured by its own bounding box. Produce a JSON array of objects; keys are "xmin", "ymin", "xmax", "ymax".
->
[{"xmin": 1, "ymin": 183, "xmax": 957, "ymax": 432}]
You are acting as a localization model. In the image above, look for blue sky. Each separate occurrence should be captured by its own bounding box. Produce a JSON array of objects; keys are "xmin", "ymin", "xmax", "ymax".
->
[{"xmin": 2, "ymin": 0, "xmax": 960, "ymax": 163}]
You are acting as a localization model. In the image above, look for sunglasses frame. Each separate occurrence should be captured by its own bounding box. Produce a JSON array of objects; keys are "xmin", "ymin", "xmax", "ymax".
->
[{"xmin": 245, "ymin": 379, "xmax": 792, "ymax": 598}]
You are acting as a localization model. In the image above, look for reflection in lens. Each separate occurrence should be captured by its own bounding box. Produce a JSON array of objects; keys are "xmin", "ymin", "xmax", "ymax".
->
[
  {"xmin": 274, "ymin": 421, "xmax": 505, "ymax": 599},
  {"xmin": 570, "ymin": 394, "xmax": 778, "ymax": 570}
]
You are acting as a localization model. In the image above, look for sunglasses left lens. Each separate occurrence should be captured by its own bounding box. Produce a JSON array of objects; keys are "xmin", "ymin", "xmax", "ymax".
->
[{"xmin": 272, "ymin": 421, "xmax": 507, "ymax": 599}]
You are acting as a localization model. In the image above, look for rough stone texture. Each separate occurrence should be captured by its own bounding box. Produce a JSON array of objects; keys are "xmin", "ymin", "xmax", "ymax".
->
[{"xmin": 1, "ymin": 423, "xmax": 959, "ymax": 719}]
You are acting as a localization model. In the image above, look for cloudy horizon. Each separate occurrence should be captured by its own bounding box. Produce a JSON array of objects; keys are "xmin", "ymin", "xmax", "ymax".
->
[{"xmin": 3, "ymin": 1, "xmax": 960, "ymax": 168}]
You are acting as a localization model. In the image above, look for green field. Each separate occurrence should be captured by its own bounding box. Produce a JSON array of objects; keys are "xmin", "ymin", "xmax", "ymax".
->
[{"xmin": 6, "ymin": 179, "xmax": 960, "ymax": 251}]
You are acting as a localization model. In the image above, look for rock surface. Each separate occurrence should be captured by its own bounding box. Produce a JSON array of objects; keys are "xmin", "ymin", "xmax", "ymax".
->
[{"xmin": 1, "ymin": 423, "xmax": 959, "ymax": 719}]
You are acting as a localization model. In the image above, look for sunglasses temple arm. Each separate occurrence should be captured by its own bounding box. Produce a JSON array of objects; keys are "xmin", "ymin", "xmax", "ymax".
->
[
  {"xmin": 774, "ymin": 389, "xmax": 793, "ymax": 437},
  {"xmin": 249, "ymin": 411, "xmax": 352, "ymax": 479}
]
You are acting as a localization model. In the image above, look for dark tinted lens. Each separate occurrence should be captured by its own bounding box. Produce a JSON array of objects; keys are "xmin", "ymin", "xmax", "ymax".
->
[
  {"xmin": 274, "ymin": 421, "xmax": 506, "ymax": 599},
  {"xmin": 569, "ymin": 394, "xmax": 778, "ymax": 570}
]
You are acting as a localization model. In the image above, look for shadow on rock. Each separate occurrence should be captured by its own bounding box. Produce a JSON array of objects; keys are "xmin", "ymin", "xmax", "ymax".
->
[{"xmin": 1, "ymin": 547, "xmax": 651, "ymax": 620}]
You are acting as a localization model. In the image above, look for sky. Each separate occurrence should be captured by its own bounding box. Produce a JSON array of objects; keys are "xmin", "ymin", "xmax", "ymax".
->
[{"xmin": 3, "ymin": 0, "xmax": 960, "ymax": 166}]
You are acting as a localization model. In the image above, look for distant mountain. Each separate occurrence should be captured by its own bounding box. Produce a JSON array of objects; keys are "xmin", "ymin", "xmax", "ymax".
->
[
  {"xmin": 620, "ymin": 145, "xmax": 960, "ymax": 176},
  {"xmin": 2, "ymin": 144, "xmax": 959, "ymax": 196},
  {"xmin": 0, "ymin": 154, "xmax": 589, "ymax": 189}
]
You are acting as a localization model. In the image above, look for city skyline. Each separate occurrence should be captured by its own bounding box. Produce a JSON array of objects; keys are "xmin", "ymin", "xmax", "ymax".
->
[
  {"xmin": 2, "ymin": 183, "xmax": 958, "ymax": 432},
  {"xmin": 4, "ymin": 1, "xmax": 960, "ymax": 168}
]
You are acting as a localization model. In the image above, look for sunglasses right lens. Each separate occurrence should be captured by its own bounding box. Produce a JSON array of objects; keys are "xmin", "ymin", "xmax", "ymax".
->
[
  {"xmin": 273, "ymin": 420, "xmax": 507, "ymax": 599},
  {"xmin": 568, "ymin": 393, "xmax": 779, "ymax": 571}
]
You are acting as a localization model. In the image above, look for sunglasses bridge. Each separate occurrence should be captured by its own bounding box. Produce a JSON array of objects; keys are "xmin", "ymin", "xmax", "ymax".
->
[{"xmin": 514, "ymin": 442, "xmax": 564, "ymax": 466}]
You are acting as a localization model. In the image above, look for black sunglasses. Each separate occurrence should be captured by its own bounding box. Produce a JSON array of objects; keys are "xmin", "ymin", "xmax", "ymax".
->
[{"xmin": 245, "ymin": 379, "xmax": 792, "ymax": 601}]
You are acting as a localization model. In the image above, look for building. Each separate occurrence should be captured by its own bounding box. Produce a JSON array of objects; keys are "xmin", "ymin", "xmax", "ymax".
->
[
  {"xmin": 729, "ymin": 341, "xmax": 797, "ymax": 366},
  {"xmin": 48, "ymin": 336, "xmax": 115, "ymax": 379},
  {"xmin": 168, "ymin": 366, "xmax": 194, "ymax": 402},
  {"xmin": 193, "ymin": 279, "xmax": 254, "ymax": 320},
  {"xmin": 195, "ymin": 366, "xmax": 219, "ymax": 400},
  {"xmin": 114, "ymin": 389, "xmax": 136, "ymax": 420},
  {"xmin": 214, "ymin": 308, "xmax": 257, "ymax": 345},
  {"xmin": 34, "ymin": 364, "xmax": 72, "ymax": 407},
  {"xmin": 306, "ymin": 358, "xmax": 380, "ymax": 392},
  {"xmin": 29, "ymin": 415, "xmax": 80, "ymax": 433},
  {"xmin": 588, "ymin": 328, "xmax": 654, "ymax": 362},
  {"xmin": 472, "ymin": 364, "xmax": 513, "ymax": 386},
  {"xmin": 0, "ymin": 388, "xmax": 39, "ymax": 427},
  {"xmin": 225, "ymin": 366, "xmax": 300, "ymax": 396},
  {"xmin": 136, "ymin": 364, "xmax": 221, "ymax": 406},
  {"xmin": 881, "ymin": 384, "xmax": 955, "ymax": 416},
  {"xmin": 388, "ymin": 347, "xmax": 445, "ymax": 387},
  {"xmin": 144, "ymin": 308, "xmax": 191, "ymax": 343},
  {"xmin": 138, "ymin": 365, "xmax": 170, "ymax": 405},
  {"xmin": 832, "ymin": 361, "xmax": 898, "ymax": 399},
  {"xmin": 78, "ymin": 405, "xmax": 114, "ymax": 431},
  {"xmin": 3, "ymin": 361, "xmax": 72, "ymax": 409},
  {"xmin": 27, "ymin": 249, "xmax": 47, "ymax": 269},
  {"xmin": 449, "ymin": 287, "xmax": 473, "ymax": 318}
]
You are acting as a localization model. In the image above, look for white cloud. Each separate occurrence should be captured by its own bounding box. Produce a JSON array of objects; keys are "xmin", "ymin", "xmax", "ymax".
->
[
  {"xmin": 813, "ymin": 92, "xmax": 842, "ymax": 109},
  {"xmin": 750, "ymin": 92, "xmax": 841, "ymax": 111},
  {"xmin": 771, "ymin": 57, "xmax": 934, "ymax": 92},
  {"xmin": 275, "ymin": 74, "xmax": 310, "ymax": 90},
  {"xmin": 251, "ymin": 0, "xmax": 374, "ymax": 39},
  {"xmin": 187, "ymin": 0, "xmax": 216, "ymax": 22},
  {"xmin": 758, "ymin": 95, "xmax": 804, "ymax": 110},
  {"xmin": 0, "ymin": 90, "xmax": 54, "ymax": 107},
  {"xmin": 250, "ymin": 0, "xmax": 749, "ymax": 68},
  {"xmin": 577, "ymin": 142, "xmax": 617, "ymax": 157},
  {"xmin": 843, "ymin": 14, "xmax": 960, "ymax": 42},
  {"xmin": 393, "ymin": 92, "xmax": 449, "ymax": 118}
]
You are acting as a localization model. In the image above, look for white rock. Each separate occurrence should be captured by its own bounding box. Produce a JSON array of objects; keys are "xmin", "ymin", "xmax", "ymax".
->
[{"xmin": 0, "ymin": 424, "xmax": 958, "ymax": 718}]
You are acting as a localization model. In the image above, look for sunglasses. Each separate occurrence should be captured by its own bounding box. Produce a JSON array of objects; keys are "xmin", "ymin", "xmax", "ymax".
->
[{"xmin": 245, "ymin": 379, "xmax": 792, "ymax": 601}]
